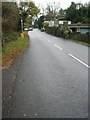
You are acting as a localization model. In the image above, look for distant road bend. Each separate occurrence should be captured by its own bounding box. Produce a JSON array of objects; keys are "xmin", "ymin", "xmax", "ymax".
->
[{"xmin": 8, "ymin": 29, "xmax": 88, "ymax": 118}]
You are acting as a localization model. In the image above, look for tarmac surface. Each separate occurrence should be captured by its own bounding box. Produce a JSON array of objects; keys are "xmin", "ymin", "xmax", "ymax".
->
[{"xmin": 2, "ymin": 29, "xmax": 88, "ymax": 118}]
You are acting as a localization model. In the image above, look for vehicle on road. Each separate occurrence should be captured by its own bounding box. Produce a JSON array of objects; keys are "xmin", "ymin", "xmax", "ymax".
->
[
  {"xmin": 41, "ymin": 27, "xmax": 45, "ymax": 32},
  {"xmin": 24, "ymin": 28, "xmax": 28, "ymax": 31},
  {"xmin": 29, "ymin": 27, "xmax": 33, "ymax": 31}
]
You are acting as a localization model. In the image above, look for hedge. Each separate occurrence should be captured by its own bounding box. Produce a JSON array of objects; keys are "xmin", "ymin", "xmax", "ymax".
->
[{"xmin": 45, "ymin": 27, "xmax": 90, "ymax": 44}]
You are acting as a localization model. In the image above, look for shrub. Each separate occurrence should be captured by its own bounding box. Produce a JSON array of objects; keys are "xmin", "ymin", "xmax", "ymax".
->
[{"xmin": 43, "ymin": 22, "xmax": 49, "ymax": 29}]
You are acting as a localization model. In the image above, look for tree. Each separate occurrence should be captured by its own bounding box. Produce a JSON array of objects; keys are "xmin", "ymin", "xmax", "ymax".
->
[
  {"xmin": 2, "ymin": 2, "xmax": 20, "ymax": 33},
  {"xmin": 27, "ymin": 2, "xmax": 40, "ymax": 17},
  {"xmin": 44, "ymin": 2, "xmax": 61, "ymax": 22},
  {"xmin": 19, "ymin": 2, "xmax": 40, "ymax": 29},
  {"xmin": 65, "ymin": 2, "xmax": 77, "ymax": 23},
  {"xmin": 37, "ymin": 16, "xmax": 44, "ymax": 29},
  {"xmin": 88, "ymin": 3, "xmax": 90, "ymax": 23},
  {"xmin": 46, "ymin": 2, "xmax": 61, "ymax": 14},
  {"xmin": 45, "ymin": 12, "xmax": 55, "ymax": 21},
  {"xmin": 2, "ymin": 2, "xmax": 20, "ymax": 45},
  {"xmin": 0, "ymin": 3, "xmax": 2, "ymax": 48},
  {"xmin": 65, "ymin": 2, "xmax": 89, "ymax": 23}
]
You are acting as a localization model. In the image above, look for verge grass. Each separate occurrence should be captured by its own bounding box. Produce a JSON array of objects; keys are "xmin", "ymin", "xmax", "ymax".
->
[
  {"xmin": 2, "ymin": 32, "xmax": 29, "ymax": 67},
  {"xmin": 73, "ymin": 40, "xmax": 90, "ymax": 47}
]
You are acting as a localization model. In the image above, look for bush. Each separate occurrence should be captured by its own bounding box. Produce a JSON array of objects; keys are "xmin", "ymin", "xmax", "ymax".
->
[
  {"xmin": 2, "ymin": 2, "xmax": 20, "ymax": 46},
  {"xmin": 45, "ymin": 27, "xmax": 90, "ymax": 44},
  {"xmin": 43, "ymin": 22, "xmax": 49, "ymax": 30},
  {"xmin": 69, "ymin": 33, "xmax": 90, "ymax": 43}
]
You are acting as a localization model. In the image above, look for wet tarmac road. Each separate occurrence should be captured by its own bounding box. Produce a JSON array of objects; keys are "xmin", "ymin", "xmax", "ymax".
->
[{"xmin": 3, "ymin": 29, "xmax": 88, "ymax": 118}]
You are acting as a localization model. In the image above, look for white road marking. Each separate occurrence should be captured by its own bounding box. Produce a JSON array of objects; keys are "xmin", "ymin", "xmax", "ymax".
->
[
  {"xmin": 35, "ymin": 113, "xmax": 38, "ymax": 116},
  {"xmin": 40, "ymin": 35, "xmax": 89, "ymax": 68},
  {"xmin": 24, "ymin": 114, "xmax": 26, "ymax": 117},
  {"xmin": 69, "ymin": 54, "xmax": 90, "ymax": 68},
  {"xmin": 54, "ymin": 44, "xmax": 62, "ymax": 50},
  {"xmin": 42, "ymin": 37, "xmax": 52, "ymax": 43},
  {"xmin": 48, "ymin": 40, "xmax": 52, "ymax": 43}
]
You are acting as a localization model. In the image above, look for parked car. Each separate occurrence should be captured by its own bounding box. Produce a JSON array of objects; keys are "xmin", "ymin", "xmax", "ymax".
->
[
  {"xmin": 41, "ymin": 27, "xmax": 45, "ymax": 32},
  {"xmin": 29, "ymin": 27, "xmax": 33, "ymax": 31},
  {"xmin": 24, "ymin": 28, "xmax": 28, "ymax": 31}
]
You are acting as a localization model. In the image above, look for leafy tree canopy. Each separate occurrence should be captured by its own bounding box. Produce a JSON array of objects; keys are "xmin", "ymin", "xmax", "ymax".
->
[{"xmin": 65, "ymin": 2, "xmax": 89, "ymax": 23}]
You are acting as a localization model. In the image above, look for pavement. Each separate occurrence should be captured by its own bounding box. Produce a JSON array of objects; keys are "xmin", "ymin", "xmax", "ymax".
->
[{"xmin": 2, "ymin": 29, "xmax": 88, "ymax": 118}]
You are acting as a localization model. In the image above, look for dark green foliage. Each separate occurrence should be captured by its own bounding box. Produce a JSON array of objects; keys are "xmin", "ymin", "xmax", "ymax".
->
[
  {"xmin": 27, "ymin": 2, "xmax": 40, "ymax": 17},
  {"xmin": 2, "ymin": 2, "xmax": 20, "ymax": 32},
  {"xmin": 37, "ymin": 16, "xmax": 44, "ymax": 29},
  {"xmin": 46, "ymin": 27, "xmax": 90, "ymax": 44},
  {"xmin": 69, "ymin": 33, "xmax": 90, "ymax": 44},
  {"xmin": 19, "ymin": 2, "xmax": 40, "ymax": 28},
  {"xmin": 87, "ymin": 4, "xmax": 90, "ymax": 23},
  {"xmin": 2, "ymin": 2, "xmax": 20, "ymax": 46},
  {"xmin": 65, "ymin": 2, "xmax": 77, "ymax": 23},
  {"xmin": 2, "ymin": 2, "xmax": 40, "ymax": 46},
  {"xmin": 65, "ymin": 2, "xmax": 89, "ymax": 23},
  {"xmin": 42, "ymin": 22, "xmax": 49, "ymax": 30}
]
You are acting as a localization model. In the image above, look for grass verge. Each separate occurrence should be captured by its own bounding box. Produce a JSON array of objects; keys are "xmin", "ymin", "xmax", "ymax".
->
[
  {"xmin": 2, "ymin": 32, "xmax": 29, "ymax": 68},
  {"xmin": 64, "ymin": 38, "xmax": 90, "ymax": 47},
  {"xmin": 73, "ymin": 40, "xmax": 90, "ymax": 47}
]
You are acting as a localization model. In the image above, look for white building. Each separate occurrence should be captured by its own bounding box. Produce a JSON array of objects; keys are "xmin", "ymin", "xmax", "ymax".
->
[{"xmin": 48, "ymin": 20, "xmax": 71, "ymax": 27}]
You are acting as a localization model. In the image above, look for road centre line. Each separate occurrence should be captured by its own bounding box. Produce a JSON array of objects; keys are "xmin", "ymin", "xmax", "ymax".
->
[
  {"xmin": 69, "ymin": 54, "xmax": 90, "ymax": 68},
  {"xmin": 48, "ymin": 40, "xmax": 52, "ymax": 43},
  {"xmin": 42, "ymin": 35, "xmax": 89, "ymax": 68},
  {"xmin": 42, "ymin": 37, "xmax": 52, "ymax": 43},
  {"xmin": 53, "ymin": 44, "xmax": 62, "ymax": 50},
  {"xmin": 40, "ymin": 34, "xmax": 89, "ymax": 68}
]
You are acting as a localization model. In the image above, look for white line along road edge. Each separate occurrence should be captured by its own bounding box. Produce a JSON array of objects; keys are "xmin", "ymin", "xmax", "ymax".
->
[
  {"xmin": 69, "ymin": 54, "xmax": 90, "ymax": 68},
  {"xmin": 54, "ymin": 44, "xmax": 62, "ymax": 50}
]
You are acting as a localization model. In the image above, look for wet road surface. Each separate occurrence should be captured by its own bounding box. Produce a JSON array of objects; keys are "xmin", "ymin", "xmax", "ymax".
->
[{"xmin": 3, "ymin": 29, "xmax": 88, "ymax": 118}]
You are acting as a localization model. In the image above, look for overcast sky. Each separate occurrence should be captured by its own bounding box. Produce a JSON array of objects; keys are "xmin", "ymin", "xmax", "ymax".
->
[{"xmin": 33, "ymin": 0, "xmax": 89, "ymax": 9}]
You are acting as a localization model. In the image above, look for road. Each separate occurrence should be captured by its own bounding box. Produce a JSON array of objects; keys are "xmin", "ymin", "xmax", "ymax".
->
[{"xmin": 4, "ymin": 29, "xmax": 88, "ymax": 118}]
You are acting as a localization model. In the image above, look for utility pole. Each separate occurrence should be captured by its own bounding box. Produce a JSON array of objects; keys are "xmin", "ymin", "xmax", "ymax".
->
[
  {"xmin": 19, "ymin": 11, "xmax": 23, "ymax": 33},
  {"xmin": 21, "ymin": 19, "xmax": 23, "ymax": 32}
]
